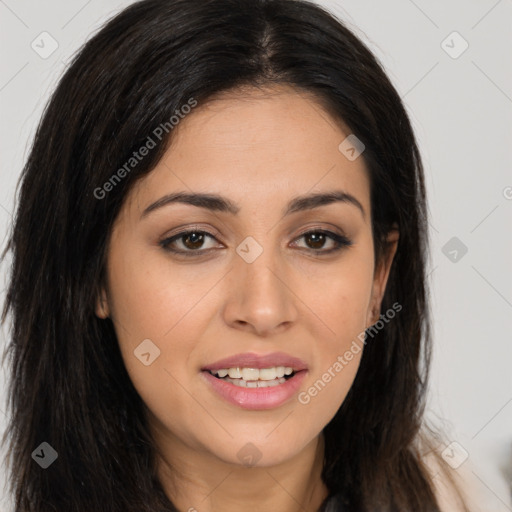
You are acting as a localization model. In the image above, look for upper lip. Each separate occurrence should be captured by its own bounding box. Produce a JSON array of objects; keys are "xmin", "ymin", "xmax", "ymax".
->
[{"xmin": 202, "ymin": 352, "xmax": 308, "ymax": 372}]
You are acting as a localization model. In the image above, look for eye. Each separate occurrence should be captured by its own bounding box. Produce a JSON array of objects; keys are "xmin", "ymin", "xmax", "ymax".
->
[
  {"xmin": 291, "ymin": 230, "xmax": 352, "ymax": 254},
  {"xmin": 159, "ymin": 230, "xmax": 221, "ymax": 254},
  {"xmin": 159, "ymin": 228, "xmax": 352, "ymax": 256}
]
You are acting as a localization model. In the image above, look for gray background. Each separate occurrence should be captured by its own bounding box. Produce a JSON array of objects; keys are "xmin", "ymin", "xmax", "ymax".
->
[{"xmin": 1, "ymin": 1, "xmax": 511, "ymax": 510}]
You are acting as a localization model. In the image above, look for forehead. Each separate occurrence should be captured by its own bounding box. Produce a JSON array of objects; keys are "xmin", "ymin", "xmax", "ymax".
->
[{"xmin": 128, "ymin": 85, "xmax": 370, "ymax": 220}]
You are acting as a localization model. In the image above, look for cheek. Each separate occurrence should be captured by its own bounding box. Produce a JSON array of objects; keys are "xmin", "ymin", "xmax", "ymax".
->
[
  {"xmin": 295, "ymin": 247, "xmax": 373, "ymax": 416},
  {"xmin": 107, "ymin": 265, "xmax": 205, "ymax": 446},
  {"xmin": 106, "ymin": 242, "xmax": 219, "ymax": 340},
  {"xmin": 297, "ymin": 350, "xmax": 362, "ymax": 424},
  {"xmin": 298, "ymin": 243, "xmax": 375, "ymax": 338},
  {"xmin": 296, "ymin": 276, "xmax": 368, "ymax": 422},
  {"xmin": 104, "ymin": 246, "xmax": 212, "ymax": 415}
]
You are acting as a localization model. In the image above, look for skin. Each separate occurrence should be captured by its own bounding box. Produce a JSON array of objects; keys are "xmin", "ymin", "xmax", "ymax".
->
[{"xmin": 96, "ymin": 85, "xmax": 399, "ymax": 512}]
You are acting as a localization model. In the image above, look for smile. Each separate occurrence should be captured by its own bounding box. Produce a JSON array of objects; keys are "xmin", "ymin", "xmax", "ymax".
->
[{"xmin": 201, "ymin": 367, "xmax": 307, "ymax": 410}]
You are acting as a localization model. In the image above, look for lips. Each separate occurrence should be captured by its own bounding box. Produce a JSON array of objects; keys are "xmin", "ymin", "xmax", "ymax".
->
[
  {"xmin": 201, "ymin": 368, "xmax": 308, "ymax": 410},
  {"xmin": 201, "ymin": 351, "xmax": 308, "ymax": 372}
]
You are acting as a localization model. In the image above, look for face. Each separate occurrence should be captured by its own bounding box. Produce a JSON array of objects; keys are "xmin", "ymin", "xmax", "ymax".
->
[{"xmin": 96, "ymin": 86, "xmax": 398, "ymax": 469}]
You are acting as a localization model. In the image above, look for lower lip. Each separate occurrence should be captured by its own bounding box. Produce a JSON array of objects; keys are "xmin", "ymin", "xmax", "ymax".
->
[{"xmin": 201, "ymin": 370, "xmax": 308, "ymax": 410}]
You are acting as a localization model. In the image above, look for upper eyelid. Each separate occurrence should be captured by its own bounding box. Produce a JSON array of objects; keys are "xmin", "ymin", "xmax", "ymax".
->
[{"xmin": 164, "ymin": 221, "xmax": 348, "ymax": 239}]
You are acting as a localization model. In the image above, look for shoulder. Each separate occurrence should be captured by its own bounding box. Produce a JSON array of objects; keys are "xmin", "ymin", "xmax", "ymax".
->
[
  {"xmin": 418, "ymin": 431, "xmax": 487, "ymax": 512},
  {"xmin": 422, "ymin": 447, "xmax": 471, "ymax": 511}
]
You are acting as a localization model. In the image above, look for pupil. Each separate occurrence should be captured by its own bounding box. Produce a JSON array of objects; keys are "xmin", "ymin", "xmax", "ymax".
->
[
  {"xmin": 184, "ymin": 232, "xmax": 204, "ymax": 249},
  {"xmin": 306, "ymin": 232, "xmax": 325, "ymax": 249}
]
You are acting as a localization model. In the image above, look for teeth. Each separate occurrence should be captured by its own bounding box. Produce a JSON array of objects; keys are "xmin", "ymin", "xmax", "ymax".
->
[
  {"xmin": 210, "ymin": 366, "xmax": 295, "ymax": 381},
  {"xmin": 221, "ymin": 376, "xmax": 287, "ymax": 388},
  {"xmin": 228, "ymin": 368, "xmax": 242, "ymax": 378},
  {"xmin": 259, "ymin": 368, "xmax": 278, "ymax": 380},
  {"xmin": 241, "ymin": 368, "xmax": 260, "ymax": 381}
]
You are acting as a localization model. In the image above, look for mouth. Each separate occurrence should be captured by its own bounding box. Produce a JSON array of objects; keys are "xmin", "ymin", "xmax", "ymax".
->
[{"xmin": 200, "ymin": 352, "xmax": 308, "ymax": 410}]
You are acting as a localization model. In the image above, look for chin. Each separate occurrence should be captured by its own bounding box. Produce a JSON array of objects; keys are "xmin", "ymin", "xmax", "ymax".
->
[{"xmin": 206, "ymin": 431, "xmax": 314, "ymax": 468}]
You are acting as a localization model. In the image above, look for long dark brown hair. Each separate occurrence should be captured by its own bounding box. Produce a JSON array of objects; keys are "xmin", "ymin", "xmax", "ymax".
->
[{"xmin": 1, "ymin": 0, "xmax": 467, "ymax": 510}]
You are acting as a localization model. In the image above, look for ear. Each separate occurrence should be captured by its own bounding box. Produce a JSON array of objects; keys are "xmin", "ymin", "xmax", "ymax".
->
[
  {"xmin": 366, "ymin": 226, "xmax": 399, "ymax": 327},
  {"xmin": 95, "ymin": 286, "xmax": 110, "ymax": 319}
]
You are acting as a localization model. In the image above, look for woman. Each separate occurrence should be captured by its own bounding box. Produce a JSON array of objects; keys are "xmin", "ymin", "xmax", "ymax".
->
[{"xmin": 1, "ymin": 0, "xmax": 471, "ymax": 510}]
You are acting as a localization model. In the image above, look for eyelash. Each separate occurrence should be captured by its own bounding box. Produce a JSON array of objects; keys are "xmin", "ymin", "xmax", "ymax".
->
[{"xmin": 159, "ymin": 228, "xmax": 352, "ymax": 256}]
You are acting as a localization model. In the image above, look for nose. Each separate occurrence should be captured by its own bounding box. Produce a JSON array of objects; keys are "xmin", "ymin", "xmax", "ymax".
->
[{"xmin": 221, "ymin": 243, "xmax": 299, "ymax": 336}]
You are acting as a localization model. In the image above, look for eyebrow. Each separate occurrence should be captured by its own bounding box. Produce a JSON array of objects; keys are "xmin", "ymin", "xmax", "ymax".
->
[{"xmin": 140, "ymin": 190, "xmax": 365, "ymax": 220}]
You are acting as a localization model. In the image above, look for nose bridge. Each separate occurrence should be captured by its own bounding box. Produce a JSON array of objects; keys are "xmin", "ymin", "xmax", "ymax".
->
[
  {"xmin": 224, "ymin": 234, "xmax": 297, "ymax": 332},
  {"xmin": 235, "ymin": 234, "xmax": 286, "ymax": 298}
]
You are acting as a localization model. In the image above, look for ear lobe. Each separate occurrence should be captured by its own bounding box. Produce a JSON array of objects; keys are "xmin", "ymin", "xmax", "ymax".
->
[
  {"xmin": 95, "ymin": 287, "xmax": 110, "ymax": 319},
  {"xmin": 366, "ymin": 227, "xmax": 399, "ymax": 327}
]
